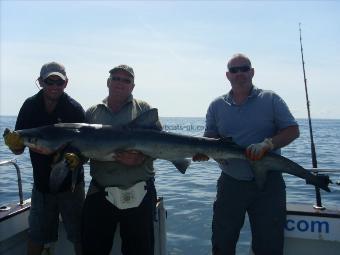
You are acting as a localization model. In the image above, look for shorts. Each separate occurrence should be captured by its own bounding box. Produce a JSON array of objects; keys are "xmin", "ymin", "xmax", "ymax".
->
[{"xmin": 28, "ymin": 182, "xmax": 85, "ymax": 244}]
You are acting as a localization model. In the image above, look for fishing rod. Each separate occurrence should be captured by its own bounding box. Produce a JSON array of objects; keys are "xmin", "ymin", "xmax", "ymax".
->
[{"xmin": 299, "ymin": 23, "xmax": 324, "ymax": 209}]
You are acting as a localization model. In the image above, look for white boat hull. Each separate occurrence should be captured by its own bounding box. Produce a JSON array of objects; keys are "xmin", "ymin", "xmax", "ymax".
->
[
  {"xmin": 0, "ymin": 198, "xmax": 167, "ymax": 255},
  {"xmin": 284, "ymin": 203, "xmax": 340, "ymax": 255}
]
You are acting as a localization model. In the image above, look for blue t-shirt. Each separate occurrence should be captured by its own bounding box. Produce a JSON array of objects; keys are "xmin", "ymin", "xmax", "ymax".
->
[{"xmin": 204, "ymin": 86, "xmax": 298, "ymax": 180}]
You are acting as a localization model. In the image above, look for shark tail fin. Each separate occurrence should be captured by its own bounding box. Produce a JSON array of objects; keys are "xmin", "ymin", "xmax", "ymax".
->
[
  {"xmin": 170, "ymin": 159, "xmax": 191, "ymax": 174},
  {"xmin": 306, "ymin": 174, "xmax": 332, "ymax": 192}
]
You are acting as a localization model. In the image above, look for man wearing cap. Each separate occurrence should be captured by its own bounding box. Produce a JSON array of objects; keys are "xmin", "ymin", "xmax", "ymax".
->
[
  {"xmin": 82, "ymin": 64, "xmax": 161, "ymax": 255},
  {"xmin": 3, "ymin": 62, "xmax": 85, "ymax": 255}
]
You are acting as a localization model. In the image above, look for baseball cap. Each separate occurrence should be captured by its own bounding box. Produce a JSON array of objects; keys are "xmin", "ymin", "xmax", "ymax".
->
[
  {"xmin": 40, "ymin": 62, "xmax": 67, "ymax": 80},
  {"xmin": 109, "ymin": 64, "xmax": 134, "ymax": 78}
]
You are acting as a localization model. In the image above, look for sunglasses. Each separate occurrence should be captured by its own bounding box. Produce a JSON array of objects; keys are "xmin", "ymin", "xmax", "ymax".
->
[
  {"xmin": 43, "ymin": 78, "xmax": 65, "ymax": 86},
  {"xmin": 110, "ymin": 76, "xmax": 132, "ymax": 84},
  {"xmin": 228, "ymin": 66, "xmax": 251, "ymax": 74}
]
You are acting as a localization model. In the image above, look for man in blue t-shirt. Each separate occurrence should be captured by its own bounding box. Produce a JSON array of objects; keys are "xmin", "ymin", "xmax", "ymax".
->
[{"xmin": 194, "ymin": 53, "xmax": 299, "ymax": 255}]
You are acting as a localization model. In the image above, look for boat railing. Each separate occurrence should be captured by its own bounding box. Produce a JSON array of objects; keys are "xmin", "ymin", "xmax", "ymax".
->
[
  {"xmin": 0, "ymin": 159, "xmax": 24, "ymax": 206},
  {"xmin": 307, "ymin": 168, "xmax": 340, "ymax": 174}
]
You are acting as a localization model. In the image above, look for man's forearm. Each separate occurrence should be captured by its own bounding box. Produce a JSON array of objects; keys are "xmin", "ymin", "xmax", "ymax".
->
[{"xmin": 272, "ymin": 125, "xmax": 300, "ymax": 149}]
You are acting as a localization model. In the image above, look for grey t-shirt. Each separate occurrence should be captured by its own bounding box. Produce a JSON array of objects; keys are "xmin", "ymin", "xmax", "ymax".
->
[
  {"xmin": 86, "ymin": 95, "xmax": 161, "ymax": 189},
  {"xmin": 204, "ymin": 86, "xmax": 298, "ymax": 180}
]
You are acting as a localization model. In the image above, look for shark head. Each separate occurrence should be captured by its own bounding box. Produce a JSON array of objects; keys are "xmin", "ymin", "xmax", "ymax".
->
[{"xmin": 17, "ymin": 125, "xmax": 72, "ymax": 154}]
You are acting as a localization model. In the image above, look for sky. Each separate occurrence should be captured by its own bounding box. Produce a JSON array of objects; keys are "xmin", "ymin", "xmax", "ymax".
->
[{"xmin": 1, "ymin": 1, "xmax": 339, "ymax": 119}]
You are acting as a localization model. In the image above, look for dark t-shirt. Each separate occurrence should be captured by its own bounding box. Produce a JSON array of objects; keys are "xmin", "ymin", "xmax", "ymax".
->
[{"xmin": 15, "ymin": 90, "xmax": 85, "ymax": 193}]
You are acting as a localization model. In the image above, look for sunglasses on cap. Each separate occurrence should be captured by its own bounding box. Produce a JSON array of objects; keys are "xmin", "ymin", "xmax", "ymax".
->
[
  {"xmin": 110, "ymin": 76, "xmax": 132, "ymax": 85},
  {"xmin": 228, "ymin": 65, "xmax": 251, "ymax": 74},
  {"xmin": 43, "ymin": 77, "xmax": 66, "ymax": 86}
]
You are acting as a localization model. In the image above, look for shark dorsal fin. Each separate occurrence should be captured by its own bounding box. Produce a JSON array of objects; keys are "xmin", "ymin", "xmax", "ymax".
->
[{"xmin": 126, "ymin": 108, "xmax": 161, "ymax": 130}]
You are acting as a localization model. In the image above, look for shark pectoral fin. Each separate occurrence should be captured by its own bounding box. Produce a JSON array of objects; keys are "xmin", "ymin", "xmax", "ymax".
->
[
  {"xmin": 49, "ymin": 158, "xmax": 70, "ymax": 193},
  {"xmin": 170, "ymin": 159, "xmax": 191, "ymax": 174},
  {"xmin": 251, "ymin": 163, "xmax": 268, "ymax": 191},
  {"xmin": 52, "ymin": 152, "xmax": 62, "ymax": 163}
]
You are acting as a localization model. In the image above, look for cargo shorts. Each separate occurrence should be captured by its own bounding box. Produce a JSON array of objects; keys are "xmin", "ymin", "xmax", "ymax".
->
[{"xmin": 28, "ymin": 182, "xmax": 85, "ymax": 244}]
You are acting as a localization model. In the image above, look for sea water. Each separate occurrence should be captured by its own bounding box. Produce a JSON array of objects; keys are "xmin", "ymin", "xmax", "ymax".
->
[{"xmin": 0, "ymin": 116, "xmax": 339, "ymax": 255}]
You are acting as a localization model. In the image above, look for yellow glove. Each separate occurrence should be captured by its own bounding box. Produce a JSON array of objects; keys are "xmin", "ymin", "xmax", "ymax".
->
[
  {"xmin": 64, "ymin": 153, "xmax": 80, "ymax": 171},
  {"xmin": 246, "ymin": 138, "xmax": 274, "ymax": 161},
  {"xmin": 3, "ymin": 128, "xmax": 25, "ymax": 152}
]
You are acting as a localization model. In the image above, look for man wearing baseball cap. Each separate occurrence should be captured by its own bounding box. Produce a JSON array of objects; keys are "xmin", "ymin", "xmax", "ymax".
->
[
  {"xmin": 4, "ymin": 61, "xmax": 85, "ymax": 255},
  {"xmin": 40, "ymin": 61, "xmax": 68, "ymax": 80},
  {"xmin": 82, "ymin": 64, "xmax": 162, "ymax": 255}
]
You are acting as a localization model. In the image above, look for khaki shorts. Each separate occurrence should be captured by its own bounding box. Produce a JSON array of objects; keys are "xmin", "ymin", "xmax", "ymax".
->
[{"xmin": 28, "ymin": 182, "xmax": 85, "ymax": 244}]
